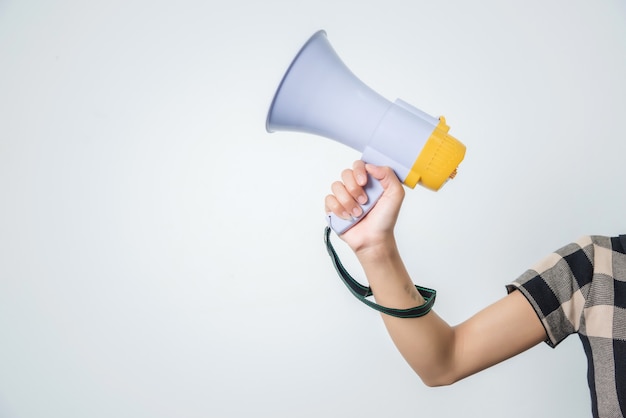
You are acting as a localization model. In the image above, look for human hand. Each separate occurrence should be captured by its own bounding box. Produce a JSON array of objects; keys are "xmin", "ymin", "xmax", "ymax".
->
[{"xmin": 324, "ymin": 161, "xmax": 405, "ymax": 254}]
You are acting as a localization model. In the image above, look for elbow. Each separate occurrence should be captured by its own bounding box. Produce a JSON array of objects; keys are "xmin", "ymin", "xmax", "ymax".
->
[
  {"xmin": 419, "ymin": 370, "xmax": 461, "ymax": 388},
  {"xmin": 422, "ymin": 377, "xmax": 455, "ymax": 388}
]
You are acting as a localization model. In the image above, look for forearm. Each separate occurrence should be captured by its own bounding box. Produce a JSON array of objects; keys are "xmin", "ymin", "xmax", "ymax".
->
[
  {"xmin": 355, "ymin": 237, "xmax": 457, "ymax": 386},
  {"xmin": 355, "ymin": 236, "xmax": 547, "ymax": 387}
]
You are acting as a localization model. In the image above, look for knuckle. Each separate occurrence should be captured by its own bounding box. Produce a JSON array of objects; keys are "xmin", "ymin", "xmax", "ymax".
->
[
  {"xmin": 341, "ymin": 168, "xmax": 353, "ymax": 179},
  {"xmin": 330, "ymin": 181, "xmax": 344, "ymax": 193},
  {"xmin": 346, "ymin": 182, "xmax": 361, "ymax": 195}
]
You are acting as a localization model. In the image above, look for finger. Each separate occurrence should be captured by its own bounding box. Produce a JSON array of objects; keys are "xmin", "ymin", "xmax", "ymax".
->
[
  {"xmin": 331, "ymin": 180, "xmax": 363, "ymax": 218},
  {"xmin": 341, "ymin": 169, "xmax": 368, "ymax": 205},
  {"xmin": 324, "ymin": 194, "xmax": 351, "ymax": 220},
  {"xmin": 352, "ymin": 160, "xmax": 367, "ymax": 186}
]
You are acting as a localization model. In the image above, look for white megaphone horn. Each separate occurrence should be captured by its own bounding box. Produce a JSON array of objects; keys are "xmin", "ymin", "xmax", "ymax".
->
[{"xmin": 266, "ymin": 30, "xmax": 466, "ymax": 234}]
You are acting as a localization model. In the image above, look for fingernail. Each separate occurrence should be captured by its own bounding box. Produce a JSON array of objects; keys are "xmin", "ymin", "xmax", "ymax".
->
[
  {"xmin": 352, "ymin": 207, "xmax": 362, "ymax": 217},
  {"xmin": 357, "ymin": 195, "xmax": 367, "ymax": 204},
  {"xmin": 356, "ymin": 174, "xmax": 366, "ymax": 185},
  {"xmin": 341, "ymin": 211, "xmax": 351, "ymax": 219}
]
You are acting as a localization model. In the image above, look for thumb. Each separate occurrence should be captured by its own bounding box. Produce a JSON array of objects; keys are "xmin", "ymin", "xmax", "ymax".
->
[{"xmin": 365, "ymin": 164, "xmax": 402, "ymax": 191}]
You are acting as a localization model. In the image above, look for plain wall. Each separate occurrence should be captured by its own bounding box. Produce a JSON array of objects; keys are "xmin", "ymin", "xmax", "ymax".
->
[{"xmin": 1, "ymin": 0, "xmax": 625, "ymax": 417}]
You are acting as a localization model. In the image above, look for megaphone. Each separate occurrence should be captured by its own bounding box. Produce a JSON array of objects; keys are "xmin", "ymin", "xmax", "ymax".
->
[{"xmin": 267, "ymin": 30, "xmax": 466, "ymax": 234}]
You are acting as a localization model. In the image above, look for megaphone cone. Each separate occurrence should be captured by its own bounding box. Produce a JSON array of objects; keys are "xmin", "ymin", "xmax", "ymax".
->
[
  {"xmin": 267, "ymin": 30, "xmax": 391, "ymax": 153},
  {"xmin": 267, "ymin": 30, "xmax": 466, "ymax": 234}
]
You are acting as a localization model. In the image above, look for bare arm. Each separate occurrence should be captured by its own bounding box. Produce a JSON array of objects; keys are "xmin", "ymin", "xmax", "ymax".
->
[{"xmin": 325, "ymin": 162, "xmax": 546, "ymax": 386}]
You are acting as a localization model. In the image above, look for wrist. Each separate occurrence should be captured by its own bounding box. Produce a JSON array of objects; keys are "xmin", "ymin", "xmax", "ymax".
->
[{"xmin": 354, "ymin": 234, "xmax": 399, "ymax": 263}]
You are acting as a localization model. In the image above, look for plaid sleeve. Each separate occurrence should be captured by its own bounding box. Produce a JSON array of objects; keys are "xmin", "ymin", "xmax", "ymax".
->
[{"xmin": 506, "ymin": 236, "xmax": 595, "ymax": 348}]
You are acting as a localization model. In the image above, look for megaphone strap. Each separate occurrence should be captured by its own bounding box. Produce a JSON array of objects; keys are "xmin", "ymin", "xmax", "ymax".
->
[{"xmin": 324, "ymin": 227, "xmax": 436, "ymax": 318}]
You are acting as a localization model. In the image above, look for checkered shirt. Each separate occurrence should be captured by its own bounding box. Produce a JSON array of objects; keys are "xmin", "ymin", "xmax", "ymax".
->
[{"xmin": 507, "ymin": 235, "xmax": 626, "ymax": 418}]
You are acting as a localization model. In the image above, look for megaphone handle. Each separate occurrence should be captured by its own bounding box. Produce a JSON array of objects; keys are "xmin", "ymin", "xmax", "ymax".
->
[{"xmin": 326, "ymin": 173, "xmax": 385, "ymax": 235}]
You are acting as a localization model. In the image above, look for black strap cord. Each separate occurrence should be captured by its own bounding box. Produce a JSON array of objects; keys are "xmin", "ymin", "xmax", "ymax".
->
[{"xmin": 324, "ymin": 226, "xmax": 436, "ymax": 318}]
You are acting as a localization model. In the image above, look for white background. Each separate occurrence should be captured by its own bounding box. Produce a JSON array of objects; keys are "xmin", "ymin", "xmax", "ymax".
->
[{"xmin": 1, "ymin": 1, "xmax": 625, "ymax": 417}]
